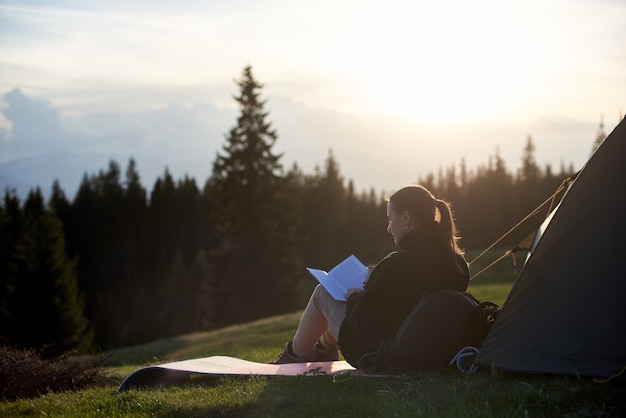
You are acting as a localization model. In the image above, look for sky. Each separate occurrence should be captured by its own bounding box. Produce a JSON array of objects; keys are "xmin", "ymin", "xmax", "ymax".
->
[{"xmin": 0, "ymin": 0, "xmax": 625, "ymax": 199}]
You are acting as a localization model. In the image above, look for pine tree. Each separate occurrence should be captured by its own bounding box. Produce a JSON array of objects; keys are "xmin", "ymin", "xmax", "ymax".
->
[
  {"xmin": 206, "ymin": 65, "xmax": 302, "ymax": 323},
  {"xmin": 161, "ymin": 250, "xmax": 190, "ymax": 335},
  {"xmin": 120, "ymin": 158, "xmax": 148, "ymax": 298},
  {"xmin": 591, "ymin": 115, "xmax": 607, "ymax": 156},
  {"xmin": 3, "ymin": 188, "xmax": 93, "ymax": 356},
  {"xmin": 0, "ymin": 190, "xmax": 21, "ymax": 342},
  {"xmin": 518, "ymin": 135, "xmax": 541, "ymax": 184},
  {"xmin": 301, "ymin": 149, "xmax": 346, "ymax": 267},
  {"xmin": 49, "ymin": 180, "xmax": 71, "ymax": 227},
  {"xmin": 70, "ymin": 162, "xmax": 125, "ymax": 348},
  {"xmin": 463, "ymin": 149, "xmax": 515, "ymax": 247},
  {"xmin": 193, "ymin": 250, "xmax": 218, "ymax": 330},
  {"xmin": 148, "ymin": 168, "xmax": 178, "ymax": 283},
  {"xmin": 516, "ymin": 137, "xmax": 541, "ymax": 211}
]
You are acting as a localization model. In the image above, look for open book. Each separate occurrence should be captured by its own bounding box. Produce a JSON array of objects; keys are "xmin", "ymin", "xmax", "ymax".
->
[{"xmin": 306, "ymin": 255, "xmax": 369, "ymax": 302}]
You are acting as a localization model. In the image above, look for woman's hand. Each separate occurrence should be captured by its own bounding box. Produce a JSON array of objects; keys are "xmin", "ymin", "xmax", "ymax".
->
[{"xmin": 346, "ymin": 288, "xmax": 361, "ymax": 299}]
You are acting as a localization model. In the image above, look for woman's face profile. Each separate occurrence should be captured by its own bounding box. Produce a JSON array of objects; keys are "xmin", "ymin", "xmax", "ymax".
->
[{"xmin": 386, "ymin": 202, "xmax": 408, "ymax": 245}]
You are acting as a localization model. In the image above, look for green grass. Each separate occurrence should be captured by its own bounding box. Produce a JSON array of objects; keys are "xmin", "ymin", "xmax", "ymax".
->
[{"xmin": 2, "ymin": 276, "xmax": 625, "ymax": 417}]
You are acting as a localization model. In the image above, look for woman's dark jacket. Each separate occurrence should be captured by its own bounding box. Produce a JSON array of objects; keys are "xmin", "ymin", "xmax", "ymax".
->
[{"xmin": 338, "ymin": 221, "xmax": 470, "ymax": 366}]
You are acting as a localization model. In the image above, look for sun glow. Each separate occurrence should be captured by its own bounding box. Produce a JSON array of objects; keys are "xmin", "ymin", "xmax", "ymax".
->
[{"xmin": 316, "ymin": 0, "xmax": 559, "ymax": 124}]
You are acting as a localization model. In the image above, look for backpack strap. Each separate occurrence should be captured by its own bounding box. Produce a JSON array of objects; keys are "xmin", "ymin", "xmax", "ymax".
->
[{"xmin": 449, "ymin": 346, "xmax": 480, "ymax": 373}]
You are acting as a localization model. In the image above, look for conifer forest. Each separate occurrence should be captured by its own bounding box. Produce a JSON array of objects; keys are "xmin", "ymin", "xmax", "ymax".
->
[{"xmin": 0, "ymin": 66, "xmax": 604, "ymax": 355}]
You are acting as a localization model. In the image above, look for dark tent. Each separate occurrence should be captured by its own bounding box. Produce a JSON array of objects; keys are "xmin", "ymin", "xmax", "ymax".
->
[{"xmin": 473, "ymin": 116, "xmax": 626, "ymax": 379}]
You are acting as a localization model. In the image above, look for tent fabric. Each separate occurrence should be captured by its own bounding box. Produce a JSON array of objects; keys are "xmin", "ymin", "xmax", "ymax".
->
[{"xmin": 474, "ymin": 116, "xmax": 626, "ymax": 378}]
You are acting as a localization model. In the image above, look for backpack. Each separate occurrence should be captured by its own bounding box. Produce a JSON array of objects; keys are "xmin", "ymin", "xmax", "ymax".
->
[{"xmin": 356, "ymin": 289, "xmax": 500, "ymax": 373}]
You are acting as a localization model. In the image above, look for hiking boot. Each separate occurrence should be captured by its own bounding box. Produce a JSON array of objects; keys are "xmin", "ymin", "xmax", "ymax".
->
[
  {"xmin": 271, "ymin": 342, "xmax": 306, "ymax": 364},
  {"xmin": 270, "ymin": 341, "xmax": 339, "ymax": 364}
]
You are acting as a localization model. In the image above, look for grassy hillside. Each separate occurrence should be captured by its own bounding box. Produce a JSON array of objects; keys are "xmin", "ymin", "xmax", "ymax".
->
[{"xmin": 2, "ymin": 275, "xmax": 624, "ymax": 417}]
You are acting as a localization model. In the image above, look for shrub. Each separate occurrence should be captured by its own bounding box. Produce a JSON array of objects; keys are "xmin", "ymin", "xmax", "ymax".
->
[{"xmin": 0, "ymin": 346, "xmax": 106, "ymax": 401}]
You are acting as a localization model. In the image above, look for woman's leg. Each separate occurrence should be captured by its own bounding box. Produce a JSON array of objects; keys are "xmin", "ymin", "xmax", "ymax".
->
[{"xmin": 291, "ymin": 284, "xmax": 346, "ymax": 358}]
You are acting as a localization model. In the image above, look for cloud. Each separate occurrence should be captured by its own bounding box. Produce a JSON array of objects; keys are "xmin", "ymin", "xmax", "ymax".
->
[
  {"xmin": 0, "ymin": 88, "xmax": 237, "ymax": 198},
  {"xmin": 0, "ymin": 88, "xmax": 71, "ymax": 158}
]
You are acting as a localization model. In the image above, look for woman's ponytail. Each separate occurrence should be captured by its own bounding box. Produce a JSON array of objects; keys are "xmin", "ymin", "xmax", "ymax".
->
[{"xmin": 435, "ymin": 199, "xmax": 464, "ymax": 255}]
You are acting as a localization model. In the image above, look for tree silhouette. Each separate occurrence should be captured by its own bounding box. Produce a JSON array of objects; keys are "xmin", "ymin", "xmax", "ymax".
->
[
  {"xmin": 301, "ymin": 149, "xmax": 347, "ymax": 268},
  {"xmin": 591, "ymin": 115, "xmax": 607, "ymax": 156},
  {"xmin": 0, "ymin": 190, "xmax": 21, "ymax": 344},
  {"xmin": 2, "ymin": 189, "xmax": 93, "ymax": 356},
  {"xmin": 206, "ymin": 65, "xmax": 302, "ymax": 323}
]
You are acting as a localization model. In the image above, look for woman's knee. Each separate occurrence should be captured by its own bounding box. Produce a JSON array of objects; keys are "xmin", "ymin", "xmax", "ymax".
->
[{"xmin": 313, "ymin": 284, "xmax": 333, "ymax": 305}]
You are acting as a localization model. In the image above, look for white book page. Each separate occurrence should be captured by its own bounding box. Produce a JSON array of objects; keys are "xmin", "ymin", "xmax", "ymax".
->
[{"xmin": 306, "ymin": 255, "xmax": 368, "ymax": 301}]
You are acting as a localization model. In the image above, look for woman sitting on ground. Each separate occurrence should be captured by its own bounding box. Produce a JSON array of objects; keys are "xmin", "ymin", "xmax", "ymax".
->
[{"xmin": 272, "ymin": 184, "xmax": 470, "ymax": 367}]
